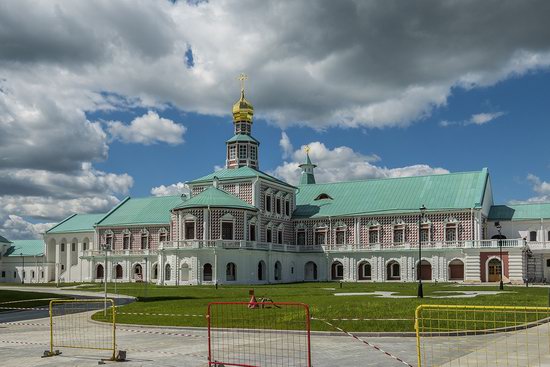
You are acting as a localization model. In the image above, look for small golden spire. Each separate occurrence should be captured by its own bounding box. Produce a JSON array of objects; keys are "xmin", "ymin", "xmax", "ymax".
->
[
  {"xmin": 238, "ymin": 73, "xmax": 248, "ymax": 96},
  {"xmin": 304, "ymin": 145, "xmax": 310, "ymax": 154}
]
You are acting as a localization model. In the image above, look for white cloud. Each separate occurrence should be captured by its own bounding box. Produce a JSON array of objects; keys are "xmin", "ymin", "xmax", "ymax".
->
[
  {"xmin": 151, "ymin": 182, "xmax": 190, "ymax": 197},
  {"xmin": 107, "ymin": 111, "xmax": 186, "ymax": 145},
  {"xmin": 272, "ymin": 138, "xmax": 448, "ymax": 185},
  {"xmin": 470, "ymin": 112, "xmax": 506, "ymax": 125},
  {"xmin": 509, "ymin": 174, "xmax": 550, "ymax": 203},
  {"xmin": 279, "ymin": 131, "xmax": 293, "ymax": 159},
  {"xmin": 1, "ymin": 215, "xmax": 56, "ymax": 240},
  {"xmin": 440, "ymin": 111, "xmax": 506, "ymax": 127}
]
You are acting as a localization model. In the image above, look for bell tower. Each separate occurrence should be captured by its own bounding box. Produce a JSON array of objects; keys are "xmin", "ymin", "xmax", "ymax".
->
[{"xmin": 226, "ymin": 73, "xmax": 259, "ymax": 169}]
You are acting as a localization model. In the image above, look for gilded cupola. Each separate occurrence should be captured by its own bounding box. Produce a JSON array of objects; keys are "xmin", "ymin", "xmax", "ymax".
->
[{"xmin": 232, "ymin": 73, "xmax": 254, "ymax": 123}]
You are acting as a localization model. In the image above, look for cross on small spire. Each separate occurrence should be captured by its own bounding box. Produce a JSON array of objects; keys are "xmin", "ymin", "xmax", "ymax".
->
[
  {"xmin": 238, "ymin": 73, "xmax": 248, "ymax": 92},
  {"xmin": 304, "ymin": 145, "xmax": 310, "ymax": 154}
]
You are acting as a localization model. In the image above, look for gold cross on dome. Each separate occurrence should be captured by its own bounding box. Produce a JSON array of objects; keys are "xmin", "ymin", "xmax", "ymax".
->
[
  {"xmin": 238, "ymin": 73, "xmax": 248, "ymax": 91},
  {"xmin": 305, "ymin": 145, "xmax": 310, "ymax": 154}
]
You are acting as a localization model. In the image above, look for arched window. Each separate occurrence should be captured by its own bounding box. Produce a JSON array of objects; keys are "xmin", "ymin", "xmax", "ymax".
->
[
  {"xmin": 331, "ymin": 261, "xmax": 344, "ymax": 280},
  {"xmin": 274, "ymin": 261, "xmax": 282, "ymax": 281},
  {"xmin": 358, "ymin": 261, "xmax": 371, "ymax": 280},
  {"xmin": 304, "ymin": 261, "xmax": 318, "ymax": 281},
  {"xmin": 387, "ymin": 260, "xmax": 400, "ymax": 280},
  {"xmin": 115, "ymin": 264, "xmax": 123, "ymax": 279},
  {"xmin": 530, "ymin": 231, "xmax": 537, "ymax": 242},
  {"xmin": 96, "ymin": 264, "xmax": 104, "ymax": 279},
  {"xmin": 203, "ymin": 263, "xmax": 213, "ymax": 281},
  {"xmin": 226, "ymin": 262, "xmax": 237, "ymax": 281},
  {"xmin": 152, "ymin": 263, "xmax": 158, "ymax": 280},
  {"xmin": 165, "ymin": 264, "xmax": 171, "ymax": 281},
  {"xmin": 134, "ymin": 264, "xmax": 143, "ymax": 281},
  {"xmin": 258, "ymin": 260, "xmax": 266, "ymax": 281},
  {"xmin": 314, "ymin": 193, "xmax": 333, "ymax": 200}
]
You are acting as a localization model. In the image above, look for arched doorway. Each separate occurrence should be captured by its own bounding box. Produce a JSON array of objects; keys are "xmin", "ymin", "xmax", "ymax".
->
[
  {"xmin": 386, "ymin": 260, "xmax": 400, "ymax": 280},
  {"xmin": 181, "ymin": 264, "xmax": 190, "ymax": 281},
  {"xmin": 96, "ymin": 264, "xmax": 104, "ymax": 279},
  {"xmin": 358, "ymin": 261, "xmax": 371, "ymax": 280},
  {"xmin": 417, "ymin": 260, "xmax": 432, "ymax": 281},
  {"xmin": 487, "ymin": 258, "xmax": 502, "ymax": 282},
  {"xmin": 226, "ymin": 262, "xmax": 236, "ymax": 281},
  {"xmin": 257, "ymin": 260, "xmax": 266, "ymax": 281},
  {"xmin": 274, "ymin": 261, "xmax": 282, "ymax": 281},
  {"xmin": 134, "ymin": 264, "xmax": 143, "ymax": 281},
  {"xmin": 115, "ymin": 264, "xmax": 123, "ymax": 279},
  {"xmin": 449, "ymin": 259, "xmax": 464, "ymax": 281},
  {"xmin": 304, "ymin": 261, "xmax": 318, "ymax": 281},
  {"xmin": 331, "ymin": 261, "xmax": 344, "ymax": 280},
  {"xmin": 203, "ymin": 263, "xmax": 213, "ymax": 281}
]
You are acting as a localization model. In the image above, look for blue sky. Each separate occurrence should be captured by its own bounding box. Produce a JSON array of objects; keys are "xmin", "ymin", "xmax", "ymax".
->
[
  {"xmin": 93, "ymin": 69, "xmax": 550, "ymax": 204},
  {"xmin": 1, "ymin": 1, "xmax": 550, "ymax": 239}
]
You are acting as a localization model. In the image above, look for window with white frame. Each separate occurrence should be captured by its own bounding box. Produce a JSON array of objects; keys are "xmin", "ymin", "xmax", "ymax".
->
[
  {"xmin": 369, "ymin": 228, "xmax": 379, "ymax": 244},
  {"xmin": 420, "ymin": 225, "xmax": 430, "ymax": 243},
  {"xmin": 239, "ymin": 144, "xmax": 247, "ymax": 159},
  {"xmin": 266, "ymin": 228, "xmax": 273, "ymax": 243},
  {"xmin": 61, "ymin": 243, "xmax": 65, "ymax": 252},
  {"xmin": 123, "ymin": 232, "xmax": 130, "ymax": 249},
  {"xmin": 393, "ymin": 227, "xmax": 404, "ymax": 243},
  {"xmin": 229, "ymin": 145, "xmax": 236, "ymax": 160},
  {"xmin": 141, "ymin": 231, "xmax": 149, "ymax": 249},
  {"xmin": 335, "ymin": 228, "xmax": 345, "ymax": 245},
  {"xmin": 185, "ymin": 221, "xmax": 195, "ymax": 240},
  {"xmin": 105, "ymin": 233, "xmax": 113, "ymax": 247},
  {"xmin": 159, "ymin": 229, "xmax": 168, "ymax": 243},
  {"xmin": 249, "ymin": 223, "xmax": 256, "ymax": 241},
  {"xmin": 445, "ymin": 224, "xmax": 457, "ymax": 242},
  {"xmin": 276, "ymin": 197, "xmax": 281, "ymax": 215},
  {"xmin": 296, "ymin": 229, "xmax": 306, "ymax": 246},
  {"xmin": 530, "ymin": 231, "xmax": 537, "ymax": 242},
  {"xmin": 314, "ymin": 227, "xmax": 327, "ymax": 245},
  {"xmin": 71, "ymin": 242, "xmax": 76, "ymax": 251},
  {"xmin": 277, "ymin": 229, "xmax": 283, "ymax": 244},
  {"xmin": 250, "ymin": 145, "xmax": 257, "ymax": 160},
  {"xmin": 285, "ymin": 200, "xmax": 290, "ymax": 216},
  {"xmin": 265, "ymin": 194, "xmax": 272, "ymax": 212},
  {"xmin": 221, "ymin": 221, "xmax": 234, "ymax": 240}
]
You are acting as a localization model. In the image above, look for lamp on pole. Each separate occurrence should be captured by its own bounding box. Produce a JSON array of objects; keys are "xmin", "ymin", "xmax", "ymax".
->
[
  {"xmin": 101, "ymin": 243, "xmax": 111, "ymax": 316},
  {"xmin": 418, "ymin": 205, "xmax": 427, "ymax": 298},
  {"xmin": 495, "ymin": 222, "xmax": 504, "ymax": 290},
  {"xmin": 20, "ymin": 252, "xmax": 25, "ymax": 284}
]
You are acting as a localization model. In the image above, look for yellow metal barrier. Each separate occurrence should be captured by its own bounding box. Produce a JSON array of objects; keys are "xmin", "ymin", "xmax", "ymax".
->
[
  {"xmin": 415, "ymin": 304, "xmax": 550, "ymax": 367},
  {"xmin": 45, "ymin": 298, "xmax": 116, "ymax": 361}
]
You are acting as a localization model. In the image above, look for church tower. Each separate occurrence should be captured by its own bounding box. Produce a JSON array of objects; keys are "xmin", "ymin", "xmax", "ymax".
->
[
  {"xmin": 226, "ymin": 73, "xmax": 259, "ymax": 170},
  {"xmin": 299, "ymin": 146, "xmax": 316, "ymax": 185}
]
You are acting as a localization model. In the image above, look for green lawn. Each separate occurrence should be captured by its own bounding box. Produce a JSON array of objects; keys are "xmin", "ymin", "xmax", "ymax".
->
[
  {"xmin": 81, "ymin": 282, "xmax": 550, "ymax": 332},
  {"xmin": 0, "ymin": 289, "xmax": 68, "ymax": 310}
]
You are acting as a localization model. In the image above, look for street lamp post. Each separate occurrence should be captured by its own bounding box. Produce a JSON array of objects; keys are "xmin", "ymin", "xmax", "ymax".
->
[
  {"xmin": 101, "ymin": 243, "xmax": 111, "ymax": 316},
  {"xmin": 418, "ymin": 205, "xmax": 427, "ymax": 298},
  {"xmin": 20, "ymin": 253, "xmax": 25, "ymax": 284},
  {"xmin": 495, "ymin": 222, "xmax": 504, "ymax": 290}
]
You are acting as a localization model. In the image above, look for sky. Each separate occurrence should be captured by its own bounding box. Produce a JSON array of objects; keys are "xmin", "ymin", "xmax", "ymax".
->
[{"xmin": 1, "ymin": 0, "xmax": 550, "ymax": 239}]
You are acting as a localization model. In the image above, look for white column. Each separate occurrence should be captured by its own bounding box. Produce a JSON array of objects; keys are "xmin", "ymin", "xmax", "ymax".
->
[
  {"xmin": 55, "ymin": 243, "xmax": 61, "ymax": 282},
  {"xmin": 66, "ymin": 242, "xmax": 71, "ymax": 282}
]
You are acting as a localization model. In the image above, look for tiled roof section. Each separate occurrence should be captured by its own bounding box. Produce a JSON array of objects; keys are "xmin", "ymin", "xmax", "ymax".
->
[
  {"xmin": 5, "ymin": 240, "xmax": 45, "ymax": 256},
  {"xmin": 0, "ymin": 234, "xmax": 11, "ymax": 243},
  {"xmin": 47, "ymin": 213, "xmax": 107, "ymax": 234},
  {"xmin": 175, "ymin": 186, "xmax": 257, "ymax": 211},
  {"xmin": 188, "ymin": 166, "xmax": 295, "ymax": 188},
  {"xmin": 294, "ymin": 169, "xmax": 488, "ymax": 219},
  {"xmin": 96, "ymin": 196, "xmax": 185, "ymax": 227},
  {"xmin": 489, "ymin": 203, "xmax": 550, "ymax": 221},
  {"xmin": 226, "ymin": 134, "xmax": 260, "ymax": 144}
]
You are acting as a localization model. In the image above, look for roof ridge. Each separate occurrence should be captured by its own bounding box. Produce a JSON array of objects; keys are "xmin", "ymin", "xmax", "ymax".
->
[
  {"xmin": 45, "ymin": 213, "xmax": 77, "ymax": 234},
  {"xmin": 94, "ymin": 197, "xmax": 131, "ymax": 226},
  {"xmin": 299, "ymin": 169, "xmax": 484, "ymax": 187}
]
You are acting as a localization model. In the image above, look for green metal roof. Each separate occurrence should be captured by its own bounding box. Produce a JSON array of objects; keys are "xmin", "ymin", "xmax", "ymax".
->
[
  {"xmin": 0, "ymin": 234, "xmax": 11, "ymax": 244},
  {"xmin": 188, "ymin": 166, "xmax": 295, "ymax": 188},
  {"xmin": 226, "ymin": 134, "xmax": 260, "ymax": 144},
  {"xmin": 294, "ymin": 169, "xmax": 488, "ymax": 219},
  {"xmin": 5, "ymin": 240, "xmax": 45, "ymax": 256},
  {"xmin": 47, "ymin": 213, "xmax": 107, "ymax": 234},
  {"xmin": 175, "ymin": 186, "xmax": 257, "ymax": 211},
  {"xmin": 489, "ymin": 203, "xmax": 550, "ymax": 221},
  {"xmin": 96, "ymin": 196, "xmax": 185, "ymax": 227}
]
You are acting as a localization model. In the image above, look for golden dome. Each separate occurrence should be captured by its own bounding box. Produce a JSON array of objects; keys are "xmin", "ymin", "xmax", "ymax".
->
[{"xmin": 232, "ymin": 73, "xmax": 254, "ymax": 123}]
